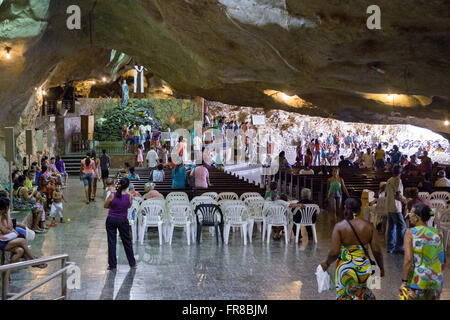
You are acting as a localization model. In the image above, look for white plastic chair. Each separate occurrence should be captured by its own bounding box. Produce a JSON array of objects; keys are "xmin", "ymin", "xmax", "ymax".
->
[
  {"xmin": 166, "ymin": 192, "xmax": 189, "ymax": 201},
  {"xmin": 430, "ymin": 199, "xmax": 447, "ymax": 211},
  {"xmin": 245, "ymin": 199, "xmax": 265, "ymax": 240},
  {"xmin": 216, "ymin": 192, "xmax": 238, "ymax": 201},
  {"xmin": 429, "ymin": 191, "xmax": 450, "ymax": 203},
  {"xmin": 127, "ymin": 199, "xmax": 140, "ymax": 243},
  {"xmin": 167, "ymin": 196, "xmax": 190, "ymax": 206},
  {"xmin": 223, "ymin": 205, "xmax": 249, "ymax": 245},
  {"xmin": 141, "ymin": 198, "xmax": 166, "ymax": 208},
  {"xmin": 292, "ymin": 204, "xmax": 320, "ymax": 243},
  {"xmin": 201, "ymin": 192, "xmax": 218, "ymax": 200},
  {"xmin": 264, "ymin": 205, "xmax": 289, "ymax": 244},
  {"xmin": 167, "ymin": 199, "xmax": 190, "ymax": 209},
  {"xmin": 191, "ymin": 196, "xmax": 216, "ymax": 210},
  {"xmin": 218, "ymin": 200, "xmax": 244, "ymax": 211},
  {"xmin": 167, "ymin": 204, "xmax": 195, "ymax": 245},
  {"xmin": 138, "ymin": 203, "xmax": 165, "ymax": 245},
  {"xmin": 418, "ymin": 192, "xmax": 430, "ymax": 202},
  {"xmin": 239, "ymin": 192, "xmax": 263, "ymax": 201},
  {"xmin": 372, "ymin": 197, "xmax": 387, "ymax": 227}
]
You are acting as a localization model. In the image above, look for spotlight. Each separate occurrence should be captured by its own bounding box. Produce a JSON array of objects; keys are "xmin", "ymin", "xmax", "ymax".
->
[
  {"xmin": 5, "ymin": 46, "xmax": 11, "ymax": 59},
  {"xmin": 445, "ymin": 120, "xmax": 449, "ymax": 126},
  {"xmin": 92, "ymin": 80, "xmax": 96, "ymax": 85},
  {"xmin": 102, "ymin": 77, "xmax": 107, "ymax": 82},
  {"xmin": 279, "ymin": 93, "xmax": 290, "ymax": 102},
  {"xmin": 387, "ymin": 94, "xmax": 393, "ymax": 102},
  {"xmin": 42, "ymin": 90, "xmax": 47, "ymax": 96}
]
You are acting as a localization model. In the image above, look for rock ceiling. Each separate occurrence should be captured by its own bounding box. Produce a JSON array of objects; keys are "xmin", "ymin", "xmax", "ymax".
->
[{"xmin": 0, "ymin": 0, "xmax": 449, "ymax": 139}]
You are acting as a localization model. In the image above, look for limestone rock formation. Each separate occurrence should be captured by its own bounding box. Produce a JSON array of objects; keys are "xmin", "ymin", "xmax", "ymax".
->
[{"xmin": 0, "ymin": 0, "xmax": 449, "ymax": 139}]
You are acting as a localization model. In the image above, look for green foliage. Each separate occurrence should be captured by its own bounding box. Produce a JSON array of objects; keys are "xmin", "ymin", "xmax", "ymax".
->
[{"xmin": 94, "ymin": 99, "xmax": 162, "ymax": 141}]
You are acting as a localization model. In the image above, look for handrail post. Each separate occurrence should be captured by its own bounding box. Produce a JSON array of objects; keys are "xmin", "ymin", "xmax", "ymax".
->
[
  {"xmin": 2, "ymin": 270, "xmax": 9, "ymax": 300},
  {"xmin": 61, "ymin": 258, "xmax": 67, "ymax": 300}
]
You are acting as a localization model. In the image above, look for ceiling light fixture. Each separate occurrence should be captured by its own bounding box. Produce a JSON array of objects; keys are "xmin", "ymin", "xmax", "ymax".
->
[
  {"xmin": 445, "ymin": 120, "xmax": 449, "ymax": 126},
  {"xmin": 102, "ymin": 77, "xmax": 107, "ymax": 82},
  {"xmin": 386, "ymin": 94, "xmax": 393, "ymax": 102}
]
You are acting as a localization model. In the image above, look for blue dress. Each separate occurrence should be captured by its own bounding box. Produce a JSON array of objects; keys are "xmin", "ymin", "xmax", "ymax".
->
[{"xmin": 172, "ymin": 167, "xmax": 187, "ymax": 188}]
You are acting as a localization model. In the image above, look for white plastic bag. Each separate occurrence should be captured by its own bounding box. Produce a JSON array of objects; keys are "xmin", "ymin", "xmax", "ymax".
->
[
  {"xmin": 367, "ymin": 265, "xmax": 381, "ymax": 290},
  {"xmin": 26, "ymin": 227, "xmax": 36, "ymax": 242},
  {"xmin": 315, "ymin": 265, "xmax": 330, "ymax": 293}
]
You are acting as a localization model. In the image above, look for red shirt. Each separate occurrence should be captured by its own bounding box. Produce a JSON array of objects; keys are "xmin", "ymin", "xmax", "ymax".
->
[{"xmin": 315, "ymin": 142, "xmax": 321, "ymax": 151}]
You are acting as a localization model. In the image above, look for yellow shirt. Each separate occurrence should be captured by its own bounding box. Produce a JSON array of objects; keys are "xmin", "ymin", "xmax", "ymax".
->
[{"xmin": 375, "ymin": 149, "xmax": 385, "ymax": 160}]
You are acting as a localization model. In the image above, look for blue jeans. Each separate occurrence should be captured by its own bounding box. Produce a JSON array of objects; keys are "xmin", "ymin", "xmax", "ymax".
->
[
  {"xmin": 387, "ymin": 212, "xmax": 406, "ymax": 252},
  {"xmin": 313, "ymin": 151, "xmax": 320, "ymax": 166}
]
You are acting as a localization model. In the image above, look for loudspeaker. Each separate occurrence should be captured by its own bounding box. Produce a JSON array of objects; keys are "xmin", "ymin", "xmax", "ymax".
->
[
  {"xmin": 36, "ymin": 130, "xmax": 44, "ymax": 152},
  {"xmin": 26, "ymin": 129, "xmax": 33, "ymax": 155},
  {"xmin": 47, "ymin": 130, "xmax": 54, "ymax": 148},
  {"xmin": 81, "ymin": 115, "xmax": 94, "ymax": 141},
  {"xmin": 4, "ymin": 127, "xmax": 15, "ymax": 162}
]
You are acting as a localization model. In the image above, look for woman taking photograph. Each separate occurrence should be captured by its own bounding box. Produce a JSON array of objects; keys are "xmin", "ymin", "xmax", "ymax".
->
[
  {"xmin": 400, "ymin": 203, "xmax": 445, "ymax": 300},
  {"xmin": 80, "ymin": 152, "xmax": 94, "ymax": 204},
  {"xmin": 321, "ymin": 198, "xmax": 384, "ymax": 300},
  {"xmin": 104, "ymin": 178, "xmax": 137, "ymax": 271},
  {"xmin": 327, "ymin": 167, "xmax": 350, "ymax": 221}
]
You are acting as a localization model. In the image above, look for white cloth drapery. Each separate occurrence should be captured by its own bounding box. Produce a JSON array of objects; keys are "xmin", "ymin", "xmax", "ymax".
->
[{"xmin": 134, "ymin": 65, "xmax": 144, "ymax": 93}]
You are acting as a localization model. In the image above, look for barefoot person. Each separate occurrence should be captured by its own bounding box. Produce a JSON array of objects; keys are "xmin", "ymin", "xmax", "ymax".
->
[
  {"xmin": 48, "ymin": 183, "xmax": 67, "ymax": 227},
  {"xmin": 321, "ymin": 198, "xmax": 384, "ymax": 300},
  {"xmin": 80, "ymin": 153, "xmax": 94, "ymax": 204},
  {"xmin": 326, "ymin": 168, "xmax": 350, "ymax": 221},
  {"xmin": 104, "ymin": 178, "xmax": 137, "ymax": 271},
  {"xmin": 0, "ymin": 197, "xmax": 47, "ymax": 268}
]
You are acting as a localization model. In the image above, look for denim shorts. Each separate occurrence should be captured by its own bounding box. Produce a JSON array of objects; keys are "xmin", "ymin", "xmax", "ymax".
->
[
  {"xmin": 134, "ymin": 136, "xmax": 140, "ymax": 145},
  {"xmin": 82, "ymin": 173, "xmax": 93, "ymax": 186}
]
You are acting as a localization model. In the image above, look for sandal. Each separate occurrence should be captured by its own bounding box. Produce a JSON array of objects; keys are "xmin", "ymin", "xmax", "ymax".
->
[
  {"xmin": 49, "ymin": 222, "xmax": 57, "ymax": 227},
  {"xmin": 32, "ymin": 263, "xmax": 48, "ymax": 269}
]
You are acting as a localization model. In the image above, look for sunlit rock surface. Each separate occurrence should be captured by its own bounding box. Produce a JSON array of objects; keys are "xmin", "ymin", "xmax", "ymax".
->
[
  {"xmin": 206, "ymin": 100, "xmax": 450, "ymax": 164},
  {"xmin": 0, "ymin": 0, "xmax": 449, "ymax": 139}
]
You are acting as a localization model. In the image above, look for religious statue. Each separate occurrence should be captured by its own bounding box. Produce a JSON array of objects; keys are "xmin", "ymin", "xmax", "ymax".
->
[
  {"xmin": 122, "ymin": 80, "xmax": 129, "ymax": 107},
  {"xmin": 134, "ymin": 65, "xmax": 145, "ymax": 93}
]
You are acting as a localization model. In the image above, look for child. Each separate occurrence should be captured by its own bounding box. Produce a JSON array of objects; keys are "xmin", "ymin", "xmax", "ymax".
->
[
  {"xmin": 29, "ymin": 192, "xmax": 47, "ymax": 233},
  {"xmin": 137, "ymin": 145, "xmax": 144, "ymax": 167},
  {"xmin": 105, "ymin": 178, "xmax": 115, "ymax": 201},
  {"xmin": 49, "ymin": 183, "xmax": 66, "ymax": 226},
  {"xmin": 33, "ymin": 192, "xmax": 48, "ymax": 232}
]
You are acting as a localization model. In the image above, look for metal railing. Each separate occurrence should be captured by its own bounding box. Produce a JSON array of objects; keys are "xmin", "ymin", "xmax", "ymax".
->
[{"xmin": 0, "ymin": 254, "xmax": 74, "ymax": 300}]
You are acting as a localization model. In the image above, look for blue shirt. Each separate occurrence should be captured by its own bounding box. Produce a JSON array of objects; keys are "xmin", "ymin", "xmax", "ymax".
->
[
  {"xmin": 389, "ymin": 151, "xmax": 402, "ymax": 165},
  {"xmin": 172, "ymin": 167, "xmax": 187, "ymax": 189},
  {"xmin": 35, "ymin": 172, "xmax": 42, "ymax": 191}
]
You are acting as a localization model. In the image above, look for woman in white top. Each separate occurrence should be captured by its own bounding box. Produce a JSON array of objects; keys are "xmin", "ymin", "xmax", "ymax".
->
[{"xmin": 152, "ymin": 164, "xmax": 165, "ymax": 182}]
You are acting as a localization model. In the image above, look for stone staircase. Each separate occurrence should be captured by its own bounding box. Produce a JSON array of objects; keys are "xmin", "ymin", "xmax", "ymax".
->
[{"xmin": 61, "ymin": 154, "xmax": 85, "ymax": 176}]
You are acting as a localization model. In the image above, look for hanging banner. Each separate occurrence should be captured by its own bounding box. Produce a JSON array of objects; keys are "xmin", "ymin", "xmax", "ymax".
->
[
  {"xmin": 47, "ymin": 130, "xmax": 54, "ymax": 148},
  {"xmin": 134, "ymin": 65, "xmax": 145, "ymax": 93},
  {"xmin": 36, "ymin": 130, "xmax": 44, "ymax": 152},
  {"xmin": 252, "ymin": 115, "xmax": 266, "ymax": 126}
]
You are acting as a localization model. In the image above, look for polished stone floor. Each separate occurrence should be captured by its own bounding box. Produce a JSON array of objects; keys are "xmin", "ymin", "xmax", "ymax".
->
[{"xmin": 4, "ymin": 178, "xmax": 450, "ymax": 300}]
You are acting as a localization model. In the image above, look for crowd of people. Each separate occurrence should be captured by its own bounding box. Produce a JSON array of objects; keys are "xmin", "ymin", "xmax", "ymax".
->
[
  {"xmin": 3, "ymin": 155, "xmax": 70, "ymax": 233},
  {"xmin": 0, "ymin": 153, "xmax": 73, "ymax": 271}
]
